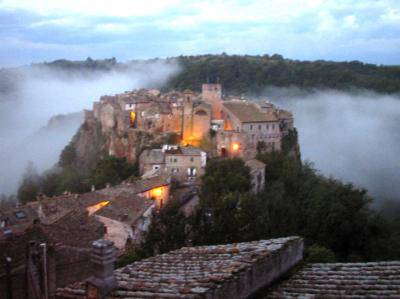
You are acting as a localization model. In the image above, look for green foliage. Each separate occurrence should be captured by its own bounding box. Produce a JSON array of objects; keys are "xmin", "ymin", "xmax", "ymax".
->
[
  {"xmin": 166, "ymin": 54, "xmax": 400, "ymax": 94},
  {"xmin": 17, "ymin": 162, "xmax": 40, "ymax": 204},
  {"xmin": 305, "ymin": 244, "xmax": 337, "ymax": 263},
  {"xmin": 59, "ymin": 144, "xmax": 77, "ymax": 168},
  {"xmin": 140, "ymin": 202, "xmax": 188, "ymax": 256},
  {"xmin": 138, "ymin": 153, "xmax": 400, "ymax": 262},
  {"xmin": 88, "ymin": 156, "xmax": 137, "ymax": 189},
  {"xmin": 201, "ymin": 158, "xmax": 251, "ymax": 202},
  {"xmin": 281, "ymin": 128, "xmax": 298, "ymax": 155},
  {"xmin": 116, "ymin": 249, "xmax": 145, "ymax": 268},
  {"xmin": 22, "ymin": 155, "xmax": 136, "ymax": 199}
]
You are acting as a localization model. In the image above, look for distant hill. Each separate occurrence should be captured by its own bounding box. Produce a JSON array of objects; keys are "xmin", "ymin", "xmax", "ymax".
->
[
  {"xmin": 164, "ymin": 54, "xmax": 400, "ymax": 95},
  {"xmin": 1, "ymin": 55, "xmax": 400, "ymax": 97}
]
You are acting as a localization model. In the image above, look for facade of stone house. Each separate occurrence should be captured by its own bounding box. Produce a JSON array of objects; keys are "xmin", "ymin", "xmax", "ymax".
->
[
  {"xmin": 139, "ymin": 145, "xmax": 207, "ymax": 183},
  {"xmin": 217, "ymin": 100, "xmax": 289, "ymax": 159},
  {"xmin": 164, "ymin": 146, "xmax": 206, "ymax": 182},
  {"xmin": 138, "ymin": 148, "xmax": 165, "ymax": 174}
]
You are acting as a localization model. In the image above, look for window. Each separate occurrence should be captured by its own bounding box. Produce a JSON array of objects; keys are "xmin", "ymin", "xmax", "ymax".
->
[
  {"xmin": 190, "ymin": 157, "xmax": 194, "ymax": 162},
  {"xmin": 258, "ymin": 124, "xmax": 261, "ymax": 130},
  {"xmin": 15, "ymin": 211, "xmax": 26, "ymax": 219},
  {"xmin": 266, "ymin": 124, "xmax": 269, "ymax": 130},
  {"xmin": 272, "ymin": 124, "xmax": 275, "ymax": 130},
  {"xmin": 187, "ymin": 167, "xmax": 197, "ymax": 177},
  {"xmin": 250, "ymin": 125, "xmax": 253, "ymax": 130},
  {"xmin": 174, "ymin": 158, "xmax": 178, "ymax": 163}
]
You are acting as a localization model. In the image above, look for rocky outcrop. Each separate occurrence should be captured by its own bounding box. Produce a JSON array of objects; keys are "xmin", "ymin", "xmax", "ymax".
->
[{"xmin": 65, "ymin": 113, "xmax": 171, "ymax": 172}]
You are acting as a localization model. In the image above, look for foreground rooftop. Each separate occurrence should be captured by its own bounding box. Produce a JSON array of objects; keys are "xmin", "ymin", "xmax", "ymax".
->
[
  {"xmin": 57, "ymin": 237, "xmax": 303, "ymax": 298},
  {"xmin": 269, "ymin": 261, "xmax": 400, "ymax": 298}
]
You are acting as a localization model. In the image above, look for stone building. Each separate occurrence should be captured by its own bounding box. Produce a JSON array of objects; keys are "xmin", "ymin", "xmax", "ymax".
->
[
  {"xmin": 78, "ymin": 84, "xmax": 294, "ymax": 168},
  {"xmin": 164, "ymin": 146, "xmax": 207, "ymax": 182},
  {"xmin": 139, "ymin": 145, "xmax": 207, "ymax": 183},
  {"xmin": 202, "ymin": 83, "xmax": 223, "ymax": 119},
  {"xmin": 217, "ymin": 99, "xmax": 294, "ymax": 159}
]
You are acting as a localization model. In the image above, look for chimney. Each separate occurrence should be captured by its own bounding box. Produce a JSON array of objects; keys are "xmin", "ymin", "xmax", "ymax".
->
[{"xmin": 86, "ymin": 239, "xmax": 117, "ymax": 299}]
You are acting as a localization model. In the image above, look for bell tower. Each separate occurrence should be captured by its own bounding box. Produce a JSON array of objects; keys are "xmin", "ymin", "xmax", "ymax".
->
[
  {"xmin": 202, "ymin": 83, "xmax": 222, "ymax": 120},
  {"xmin": 182, "ymin": 89, "xmax": 194, "ymax": 142}
]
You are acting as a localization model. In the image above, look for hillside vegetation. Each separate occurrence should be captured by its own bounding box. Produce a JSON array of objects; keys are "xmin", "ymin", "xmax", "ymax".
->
[
  {"xmin": 2, "ymin": 54, "xmax": 400, "ymax": 97},
  {"xmin": 165, "ymin": 54, "xmax": 400, "ymax": 94}
]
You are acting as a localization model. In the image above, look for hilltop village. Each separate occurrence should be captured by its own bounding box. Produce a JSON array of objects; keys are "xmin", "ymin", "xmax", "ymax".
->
[
  {"xmin": 83, "ymin": 83, "xmax": 294, "ymax": 163},
  {"xmin": 0, "ymin": 84, "xmax": 298, "ymax": 297}
]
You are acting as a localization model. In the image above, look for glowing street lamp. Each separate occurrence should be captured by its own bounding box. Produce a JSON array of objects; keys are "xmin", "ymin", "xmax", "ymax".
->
[{"xmin": 232, "ymin": 142, "xmax": 240, "ymax": 152}]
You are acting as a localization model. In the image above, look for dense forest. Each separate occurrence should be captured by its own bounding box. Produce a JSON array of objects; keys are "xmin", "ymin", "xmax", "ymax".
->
[
  {"xmin": 1, "ymin": 54, "xmax": 400, "ymax": 97},
  {"xmin": 165, "ymin": 54, "xmax": 400, "ymax": 95}
]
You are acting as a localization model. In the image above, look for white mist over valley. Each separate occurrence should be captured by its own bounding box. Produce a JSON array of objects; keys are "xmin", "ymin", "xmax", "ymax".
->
[
  {"xmin": 1, "ymin": 64, "xmax": 399, "ymax": 203},
  {"xmin": 265, "ymin": 87, "xmax": 400, "ymax": 201},
  {"xmin": 0, "ymin": 61, "xmax": 179, "ymax": 195}
]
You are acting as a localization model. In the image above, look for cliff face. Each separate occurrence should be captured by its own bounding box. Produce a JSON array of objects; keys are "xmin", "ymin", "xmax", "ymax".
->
[{"xmin": 67, "ymin": 110, "xmax": 171, "ymax": 172}]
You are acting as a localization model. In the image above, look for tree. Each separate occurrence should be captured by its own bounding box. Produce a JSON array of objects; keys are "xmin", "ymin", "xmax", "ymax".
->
[
  {"xmin": 140, "ymin": 202, "xmax": 188, "ymax": 256},
  {"xmin": 201, "ymin": 158, "xmax": 251, "ymax": 203},
  {"xmin": 17, "ymin": 162, "xmax": 40, "ymax": 204},
  {"xmin": 89, "ymin": 156, "xmax": 137, "ymax": 189},
  {"xmin": 59, "ymin": 144, "xmax": 77, "ymax": 168},
  {"xmin": 305, "ymin": 244, "xmax": 336, "ymax": 263}
]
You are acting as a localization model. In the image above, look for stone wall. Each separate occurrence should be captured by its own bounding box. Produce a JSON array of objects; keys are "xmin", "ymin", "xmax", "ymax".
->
[{"xmin": 211, "ymin": 237, "xmax": 303, "ymax": 298}]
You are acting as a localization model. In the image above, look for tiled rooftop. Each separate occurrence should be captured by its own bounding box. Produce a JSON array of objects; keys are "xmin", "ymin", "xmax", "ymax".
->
[
  {"xmin": 57, "ymin": 236, "xmax": 303, "ymax": 298},
  {"xmin": 269, "ymin": 261, "xmax": 400, "ymax": 298},
  {"xmin": 165, "ymin": 146, "xmax": 203, "ymax": 156},
  {"xmin": 223, "ymin": 101, "xmax": 279, "ymax": 123},
  {"xmin": 99, "ymin": 174, "xmax": 170, "ymax": 196}
]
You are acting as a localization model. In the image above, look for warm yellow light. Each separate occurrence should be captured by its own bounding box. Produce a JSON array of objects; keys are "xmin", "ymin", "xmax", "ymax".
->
[
  {"xmin": 87, "ymin": 201, "xmax": 110, "ymax": 216},
  {"xmin": 151, "ymin": 187, "xmax": 163, "ymax": 198},
  {"xmin": 130, "ymin": 111, "xmax": 136, "ymax": 125},
  {"xmin": 232, "ymin": 143, "xmax": 239, "ymax": 151}
]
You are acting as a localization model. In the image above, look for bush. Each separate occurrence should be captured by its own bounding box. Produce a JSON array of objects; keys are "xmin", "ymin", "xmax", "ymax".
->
[{"xmin": 305, "ymin": 244, "xmax": 336, "ymax": 263}]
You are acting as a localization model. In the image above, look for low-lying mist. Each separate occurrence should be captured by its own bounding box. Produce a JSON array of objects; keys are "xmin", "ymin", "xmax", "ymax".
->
[
  {"xmin": 0, "ymin": 61, "xmax": 179, "ymax": 195},
  {"xmin": 264, "ymin": 87, "xmax": 400, "ymax": 201}
]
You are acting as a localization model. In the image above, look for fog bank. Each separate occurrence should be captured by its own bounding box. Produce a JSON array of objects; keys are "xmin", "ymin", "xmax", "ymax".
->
[
  {"xmin": 264, "ymin": 87, "xmax": 400, "ymax": 200},
  {"xmin": 0, "ymin": 61, "xmax": 179, "ymax": 195}
]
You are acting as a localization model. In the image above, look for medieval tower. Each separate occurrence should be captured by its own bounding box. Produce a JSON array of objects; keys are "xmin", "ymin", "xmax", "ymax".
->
[{"xmin": 202, "ymin": 83, "xmax": 223, "ymax": 120}]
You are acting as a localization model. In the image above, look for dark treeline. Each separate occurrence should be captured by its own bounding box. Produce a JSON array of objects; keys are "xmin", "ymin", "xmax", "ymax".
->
[
  {"xmin": 124, "ymin": 154, "xmax": 400, "ymax": 266},
  {"xmin": 165, "ymin": 54, "xmax": 400, "ymax": 95},
  {"xmin": 17, "ymin": 145, "xmax": 138, "ymax": 204},
  {"xmin": 2, "ymin": 54, "xmax": 400, "ymax": 97}
]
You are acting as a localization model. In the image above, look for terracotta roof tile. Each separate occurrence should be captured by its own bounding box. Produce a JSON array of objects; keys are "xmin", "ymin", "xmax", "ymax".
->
[
  {"xmin": 269, "ymin": 261, "xmax": 400, "ymax": 298},
  {"xmin": 57, "ymin": 237, "xmax": 301, "ymax": 298},
  {"xmin": 223, "ymin": 101, "xmax": 278, "ymax": 123}
]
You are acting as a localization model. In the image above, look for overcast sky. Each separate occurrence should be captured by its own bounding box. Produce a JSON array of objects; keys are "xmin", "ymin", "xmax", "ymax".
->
[{"xmin": 0, "ymin": 0, "xmax": 399, "ymax": 67}]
